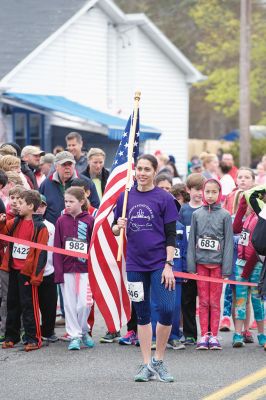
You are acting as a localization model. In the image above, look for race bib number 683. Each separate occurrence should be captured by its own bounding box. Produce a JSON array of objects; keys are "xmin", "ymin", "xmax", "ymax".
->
[{"xmin": 198, "ymin": 237, "xmax": 219, "ymax": 251}]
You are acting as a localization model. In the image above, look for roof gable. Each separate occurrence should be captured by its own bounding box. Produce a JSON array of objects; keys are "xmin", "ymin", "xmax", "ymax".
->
[
  {"xmin": 0, "ymin": 0, "xmax": 204, "ymax": 85},
  {"xmin": 0, "ymin": 0, "xmax": 87, "ymax": 80}
]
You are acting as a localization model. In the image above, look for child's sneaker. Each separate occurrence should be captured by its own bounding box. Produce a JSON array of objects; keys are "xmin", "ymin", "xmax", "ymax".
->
[
  {"xmin": 257, "ymin": 334, "xmax": 266, "ymax": 346},
  {"xmin": 60, "ymin": 333, "xmax": 71, "ymax": 342},
  {"xmin": 0, "ymin": 335, "xmax": 5, "ymax": 344},
  {"xmin": 232, "ymin": 333, "xmax": 245, "ymax": 348},
  {"xmin": 24, "ymin": 342, "xmax": 39, "ymax": 352},
  {"xmin": 242, "ymin": 330, "xmax": 254, "ymax": 343},
  {"xmin": 149, "ymin": 357, "xmax": 174, "ymax": 383},
  {"xmin": 219, "ymin": 316, "xmax": 231, "ymax": 332},
  {"xmin": 99, "ymin": 331, "xmax": 121, "ymax": 343},
  {"xmin": 119, "ymin": 330, "xmax": 137, "ymax": 345},
  {"xmin": 209, "ymin": 336, "xmax": 222, "ymax": 350},
  {"xmin": 184, "ymin": 337, "xmax": 196, "ymax": 345},
  {"xmin": 68, "ymin": 337, "xmax": 81, "ymax": 350},
  {"xmin": 167, "ymin": 339, "xmax": 185, "ymax": 350},
  {"xmin": 2, "ymin": 340, "xmax": 15, "ymax": 349},
  {"xmin": 42, "ymin": 334, "xmax": 59, "ymax": 343},
  {"xmin": 134, "ymin": 364, "xmax": 155, "ymax": 382},
  {"xmin": 82, "ymin": 333, "xmax": 95, "ymax": 348},
  {"xmin": 196, "ymin": 334, "xmax": 209, "ymax": 350}
]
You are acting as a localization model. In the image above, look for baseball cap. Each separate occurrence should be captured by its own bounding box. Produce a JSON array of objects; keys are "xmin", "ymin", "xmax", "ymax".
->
[
  {"xmin": 21, "ymin": 145, "xmax": 45, "ymax": 157},
  {"xmin": 40, "ymin": 195, "xmax": 47, "ymax": 205},
  {"xmin": 191, "ymin": 159, "xmax": 202, "ymax": 170},
  {"xmin": 54, "ymin": 151, "xmax": 76, "ymax": 165},
  {"xmin": 40, "ymin": 153, "xmax": 55, "ymax": 164}
]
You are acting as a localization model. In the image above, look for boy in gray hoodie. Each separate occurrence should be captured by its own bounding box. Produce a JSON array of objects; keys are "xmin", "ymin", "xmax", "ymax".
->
[{"xmin": 187, "ymin": 179, "xmax": 234, "ymax": 350}]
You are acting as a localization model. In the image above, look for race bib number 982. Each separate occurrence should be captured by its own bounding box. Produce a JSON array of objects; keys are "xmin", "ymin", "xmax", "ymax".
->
[
  {"xmin": 127, "ymin": 282, "xmax": 144, "ymax": 302},
  {"xmin": 65, "ymin": 238, "xmax": 88, "ymax": 254}
]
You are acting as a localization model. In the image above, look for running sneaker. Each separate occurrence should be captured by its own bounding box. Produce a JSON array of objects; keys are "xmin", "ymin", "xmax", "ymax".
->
[
  {"xmin": 196, "ymin": 334, "xmax": 209, "ymax": 350},
  {"xmin": 82, "ymin": 333, "xmax": 95, "ymax": 348},
  {"xmin": 232, "ymin": 333, "xmax": 245, "ymax": 348},
  {"xmin": 134, "ymin": 364, "xmax": 155, "ymax": 382},
  {"xmin": 167, "ymin": 339, "xmax": 185, "ymax": 350},
  {"xmin": 2, "ymin": 341, "xmax": 15, "ymax": 349},
  {"xmin": 209, "ymin": 336, "xmax": 222, "ymax": 350},
  {"xmin": 184, "ymin": 337, "xmax": 196, "ymax": 345},
  {"xmin": 99, "ymin": 331, "xmax": 121, "ymax": 343},
  {"xmin": 119, "ymin": 330, "xmax": 138, "ymax": 345},
  {"xmin": 257, "ymin": 334, "xmax": 266, "ymax": 346},
  {"xmin": 149, "ymin": 357, "xmax": 174, "ymax": 383},
  {"xmin": 0, "ymin": 335, "xmax": 5, "ymax": 344},
  {"xmin": 242, "ymin": 330, "xmax": 254, "ymax": 344},
  {"xmin": 179, "ymin": 334, "xmax": 186, "ymax": 343},
  {"xmin": 42, "ymin": 334, "xmax": 59, "ymax": 343},
  {"xmin": 151, "ymin": 340, "xmax": 156, "ymax": 350},
  {"xmin": 68, "ymin": 337, "xmax": 81, "ymax": 350},
  {"xmin": 250, "ymin": 320, "xmax": 258, "ymax": 330},
  {"xmin": 24, "ymin": 342, "xmax": 39, "ymax": 352},
  {"xmin": 60, "ymin": 333, "xmax": 71, "ymax": 342},
  {"xmin": 219, "ymin": 316, "xmax": 231, "ymax": 332}
]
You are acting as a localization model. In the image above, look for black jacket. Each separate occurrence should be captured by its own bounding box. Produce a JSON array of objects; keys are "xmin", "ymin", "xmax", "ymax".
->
[
  {"xmin": 21, "ymin": 160, "xmax": 38, "ymax": 189},
  {"xmin": 81, "ymin": 166, "xmax": 109, "ymax": 195}
]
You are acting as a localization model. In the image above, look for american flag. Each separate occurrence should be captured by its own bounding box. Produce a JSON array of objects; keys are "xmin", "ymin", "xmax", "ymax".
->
[{"xmin": 89, "ymin": 111, "xmax": 139, "ymax": 332}]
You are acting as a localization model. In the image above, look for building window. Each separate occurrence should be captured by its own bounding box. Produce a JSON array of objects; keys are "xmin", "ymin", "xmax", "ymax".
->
[
  {"xmin": 14, "ymin": 113, "xmax": 26, "ymax": 149},
  {"xmin": 29, "ymin": 114, "xmax": 41, "ymax": 146},
  {"xmin": 13, "ymin": 110, "xmax": 43, "ymax": 148}
]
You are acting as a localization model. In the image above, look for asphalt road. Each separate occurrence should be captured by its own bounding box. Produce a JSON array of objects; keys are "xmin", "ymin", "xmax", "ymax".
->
[{"xmin": 1, "ymin": 310, "xmax": 265, "ymax": 400}]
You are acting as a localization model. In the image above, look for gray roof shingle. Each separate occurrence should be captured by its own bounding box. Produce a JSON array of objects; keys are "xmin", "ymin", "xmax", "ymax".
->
[{"xmin": 0, "ymin": 0, "xmax": 87, "ymax": 80}]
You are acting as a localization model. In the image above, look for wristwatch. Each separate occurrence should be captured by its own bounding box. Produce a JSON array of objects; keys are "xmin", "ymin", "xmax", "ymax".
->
[{"xmin": 165, "ymin": 260, "xmax": 174, "ymax": 267}]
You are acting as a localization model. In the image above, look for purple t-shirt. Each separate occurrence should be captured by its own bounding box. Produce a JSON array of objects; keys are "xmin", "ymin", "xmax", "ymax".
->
[{"xmin": 114, "ymin": 186, "xmax": 178, "ymax": 272}]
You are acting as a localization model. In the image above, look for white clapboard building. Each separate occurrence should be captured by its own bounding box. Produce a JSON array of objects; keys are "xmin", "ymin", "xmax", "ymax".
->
[{"xmin": 0, "ymin": 0, "xmax": 203, "ymax": 172}]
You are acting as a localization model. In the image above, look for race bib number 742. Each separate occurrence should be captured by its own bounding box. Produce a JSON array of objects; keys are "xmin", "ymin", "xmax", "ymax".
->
[{"xmin": 12, "ymin": 243, "xmax": 30, "ymax": 259}]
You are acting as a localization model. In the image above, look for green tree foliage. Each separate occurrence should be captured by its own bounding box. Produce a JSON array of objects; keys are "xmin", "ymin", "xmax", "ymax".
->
[
  {"xmin": 190, "ymin": 0, "xmax": 266, "ymax": 121},
  {"xmin": 229, "ymin": 137, "xmax": 266, "ymax": 167},
  {"xmin": 115, "ymin": 0, "xmax": 266, "ymax": 134}
]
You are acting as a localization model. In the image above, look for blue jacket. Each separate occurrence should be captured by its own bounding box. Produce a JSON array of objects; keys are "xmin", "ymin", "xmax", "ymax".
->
[
  {"xmin": 173, "ymin": 220, "xmax": 187, "ymax": 282},
  {"xmin": 39, "ymin": 171, "xmax": 100, "ymax": 225}
]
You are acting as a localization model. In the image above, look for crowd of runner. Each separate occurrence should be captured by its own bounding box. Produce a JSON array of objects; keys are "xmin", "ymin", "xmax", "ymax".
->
[{"xmin": 0, "ymin": 134, "xmax": 265, "ymax": 383}]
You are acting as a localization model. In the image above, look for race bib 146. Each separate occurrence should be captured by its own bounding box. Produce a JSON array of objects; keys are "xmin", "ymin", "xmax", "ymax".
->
[{"xmin": 127, "ymin": 281, "xmax": 144, "ymax": 302}]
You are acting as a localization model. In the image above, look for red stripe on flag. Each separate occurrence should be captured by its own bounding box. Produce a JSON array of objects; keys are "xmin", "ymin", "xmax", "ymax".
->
[{"xmin": 88, "ymin": 265, "xmax": 117, "ymax": 333}]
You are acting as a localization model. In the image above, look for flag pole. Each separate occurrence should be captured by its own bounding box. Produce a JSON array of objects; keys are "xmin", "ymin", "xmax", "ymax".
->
[{"xmin": 117, "ymin": 91, "xmax": 141, "ymax": 262}]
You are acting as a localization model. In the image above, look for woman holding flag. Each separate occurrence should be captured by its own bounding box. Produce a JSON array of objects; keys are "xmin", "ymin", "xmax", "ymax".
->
[{"xmin": 112, "ymin": 154, "xmax": 178, "ymax": 383}]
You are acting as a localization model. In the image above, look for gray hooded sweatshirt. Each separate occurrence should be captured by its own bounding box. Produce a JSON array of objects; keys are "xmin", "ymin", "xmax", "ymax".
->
[{"xmin": 187, "ymin": 179, "xmax": 234, "ymax": 276}]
